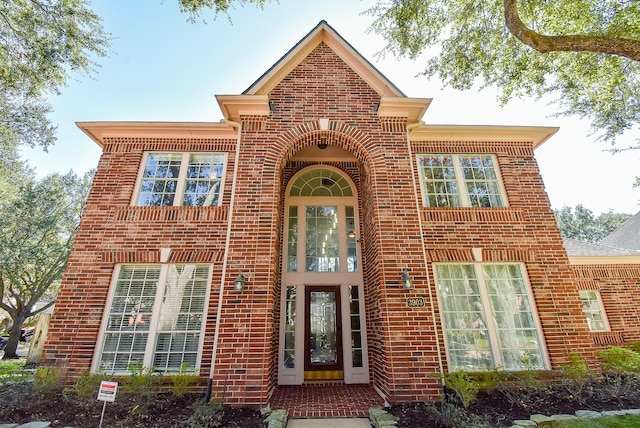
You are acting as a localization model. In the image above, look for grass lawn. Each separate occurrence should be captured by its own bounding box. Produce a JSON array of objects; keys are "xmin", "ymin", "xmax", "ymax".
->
[
  {"xmin": 0, "ymin": 359, "xmax": 34, "ymax": 384},
  {"xmin": 552, "ymin": 415, "xmax": 640, "ymax": 427}
]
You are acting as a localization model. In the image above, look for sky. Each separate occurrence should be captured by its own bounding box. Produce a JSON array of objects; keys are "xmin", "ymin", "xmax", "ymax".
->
[{"xmin": 22, "ymin": 0, "xmax": 640, "ymax": 215}]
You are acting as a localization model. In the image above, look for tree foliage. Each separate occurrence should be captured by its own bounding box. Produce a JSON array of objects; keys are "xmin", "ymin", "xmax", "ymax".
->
[
  {"xmin": 364, "ymin": 0, "xmax": 640, "ymax": 147},
  {"xmin": 0, "ymin": 166, "xmax": 93, "ymax": 359},
  {"xmin": 0, "ymin": 0, "xmax": 110, "ymax": 154},
  {"xmin": 174, "ymin": 0, "xmax": 267, "ymax": 22},
  {"xmin": 171, "ymin": 1, "xmax": 639, "ymax": 147},
  {"xmin": 554, "ymin": 204, "xmax": 632, "ymax": 243}
]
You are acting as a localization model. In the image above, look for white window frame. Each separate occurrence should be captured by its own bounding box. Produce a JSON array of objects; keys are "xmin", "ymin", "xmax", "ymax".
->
[
  {"xmin": 91, "ymin": 264, "xmax": 212, "ymax": 375},
  {"xmin": 579, "ymin": 290, "xmax": 610, "ymax": 332},
  {"xmin": 416, "ymin": 154, "xmax": 508, "ymax": 208},
  {"xmin": 434, "ymin": 263, "xmax": 548, "ymax": 372},
  {"xmin": 132, "ymin": 152, "xmax": 227, "ymax": 207}
]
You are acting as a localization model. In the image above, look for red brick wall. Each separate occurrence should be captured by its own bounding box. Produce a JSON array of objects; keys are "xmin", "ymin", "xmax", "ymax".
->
[
  {"xmin": 44, "ymin": 41, "xmax": 601, "ymax": 406},
  {"xmin": 571, "ymin": 264, "xmax": 640, "ymax": 349},
  {"xmin": 42, "ymin": 138, "xmax": 236, "ymax": 380}
]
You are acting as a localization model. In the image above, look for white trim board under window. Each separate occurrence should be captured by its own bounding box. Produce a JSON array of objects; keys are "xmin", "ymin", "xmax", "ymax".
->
[
  {"xmin": 92, "ymin": 264, "xmax": 211, "ymax": 374},
  {"xmin": 434, "ymin": 263, "xmax": 547, "ymax": 371},
  {"xmin": 417, "ymin": 154, "xmax": 507, "ymax": 207},
  {"xmin": 133, "ymin": 152, "xmax": 227, "ymax": 207}
]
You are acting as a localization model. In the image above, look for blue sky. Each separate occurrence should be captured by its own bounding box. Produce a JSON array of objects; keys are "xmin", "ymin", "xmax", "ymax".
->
[{"xmin": 22, "ymin": 0, "xmax": 640, "ymax": 215}]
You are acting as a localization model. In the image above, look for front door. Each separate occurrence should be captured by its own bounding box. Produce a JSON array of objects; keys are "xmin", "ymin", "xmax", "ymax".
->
[
  {"xmin": 305, "ymin": 286, "xmax": 343, "ymax": 379},
  {"xmin": 279, "ymin": 167, "xmax": 369, "ymax": 385}
]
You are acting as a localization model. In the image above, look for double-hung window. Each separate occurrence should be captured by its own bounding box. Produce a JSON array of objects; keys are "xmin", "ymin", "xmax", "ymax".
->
[
  {"xmin": 96, "ymin": 264, "xmax": 210, "ymax": 374},
  {"xmin": 579, "ymin": 290, "xmax": 609, "ymax": 332},
  {"xmin": 135, "ymin": 152, "xmax": 226, "ymax": 206},
  {"xmin": 417, "ymin": 154, "xmax": 506, "ymax": 207},
  {"xmin": 435, "ymin": 263, "xmax": 546, "ymax": 371}
]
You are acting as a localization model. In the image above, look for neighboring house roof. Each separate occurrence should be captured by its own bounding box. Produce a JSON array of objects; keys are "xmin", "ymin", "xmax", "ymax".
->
[
  {"xmin": 600, "ymin": 211, "xmax": 640, "ymax": 251},
  {"xmin": 563, "ymin": 237, "xmax": 640, "ymax": 265}
]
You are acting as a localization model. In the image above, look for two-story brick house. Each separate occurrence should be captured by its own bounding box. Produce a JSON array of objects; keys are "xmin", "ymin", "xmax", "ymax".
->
[{"xmin": 42, "ymin": 21, "xmax": 640, "ymax": 408}]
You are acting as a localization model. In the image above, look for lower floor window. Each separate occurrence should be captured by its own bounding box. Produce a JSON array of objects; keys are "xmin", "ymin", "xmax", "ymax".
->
[
  {"xmin": 97, "ymin": 264, "xmax": 210, "ymax": 374},
  {"xmin": 579, "ymin": 290, "xmax": 609, "ymax": 332},
  {"xmin": 435, "ymin": 263, "xmax": 545, "ymax": 371}
]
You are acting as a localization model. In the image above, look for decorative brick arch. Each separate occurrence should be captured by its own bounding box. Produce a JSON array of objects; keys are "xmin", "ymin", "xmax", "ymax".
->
[{"xmin": 263, "ymin": 119, "xmax": 387, "ymax": 182}]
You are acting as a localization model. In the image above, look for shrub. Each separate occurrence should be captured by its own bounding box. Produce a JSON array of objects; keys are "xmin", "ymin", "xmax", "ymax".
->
[
  {"xmin": 518, "ymin": 351, "xmax": 544, "ymax": 389},
  {"xmin": 170, "ymin": 363, "xmax": 201, "ymax": 397},
  {"xmin": 432, "ymin": 400, "xmax": 493, "ymax": 428},
  {"xmin": 186, "ymin": 401, "xmax": 224, "ymax": 427},
  {"xmin": 475, "ymin": 366, "xmax": 501, "ymax": 390},
  {"xmin": 596, "ymin": 346, "xmax": 640, "ymax": 400},
  {"xmin": 121, "ymin": 364, "xmax": 158, "ymax": 393},
  {"xmin": 69, "ymin": 370, "xmax": 111, "ymax": 397},
  {"xmin": 597, "ymin": 346, "xmax": 640, "ymax": 376},
  {"xmin": 626, "ymin": 341, "xmax": 640, "ymax": 354},
  {"xmin": 34, "ymin": 366, "xmax": 61, "ymax": 392},
  {"xmin": 559, "ymin": 353, "xmax": 593, "ymax": 403},
  {"xmin": 442, "ymin": 369, "xmax": 480, "ymax": 408}
]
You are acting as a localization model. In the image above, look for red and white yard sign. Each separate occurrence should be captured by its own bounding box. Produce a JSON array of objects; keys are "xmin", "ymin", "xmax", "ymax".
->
[{"xmin": 97, "ymin": 381, "xmax": 118, "ymax": 402}]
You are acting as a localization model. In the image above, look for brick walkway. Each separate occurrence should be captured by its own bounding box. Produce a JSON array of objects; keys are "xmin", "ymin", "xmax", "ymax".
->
[{"xmin": 269, "ymin": 383, "xmax": 385, "ymax": 418}]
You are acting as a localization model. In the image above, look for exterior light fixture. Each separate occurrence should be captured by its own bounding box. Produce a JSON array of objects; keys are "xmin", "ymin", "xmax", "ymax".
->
[
  {"xmin": 234, "ymin": 273, "xmax": 246, "ymax": 292},
  {"xmin": 347, "ymin": 230, "xmax": 356, "ymax": 239},
  {"xmin": 402, "ymin": 268, "xmax": 413, "ymax": 290}
]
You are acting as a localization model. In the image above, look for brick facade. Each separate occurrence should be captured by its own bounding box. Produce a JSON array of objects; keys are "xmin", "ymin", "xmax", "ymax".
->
[{"xmin": 42, "ymin": 21, "xmax": 638, "ymax": 407}]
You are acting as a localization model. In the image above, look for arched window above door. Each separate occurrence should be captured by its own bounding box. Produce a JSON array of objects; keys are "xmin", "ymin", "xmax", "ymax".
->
[{"xmin": 289, "ymin": 169, "xmax": 353, "ymax": 197}]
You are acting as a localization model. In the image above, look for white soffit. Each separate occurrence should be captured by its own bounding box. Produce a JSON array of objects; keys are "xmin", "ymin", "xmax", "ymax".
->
[
  {"xmin": 409, "ymin": 124, "xmax": 559, "ymax": 149},
  {"xmin": 76, "ymin": 121, "xmax": 238, "ymax": 148}
]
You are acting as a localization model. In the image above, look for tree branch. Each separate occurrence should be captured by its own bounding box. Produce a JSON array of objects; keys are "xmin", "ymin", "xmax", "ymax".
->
[
  {"xmin": 27, "ymin": 298, "xmax": 56, "ymax": 318},
  {"xmin": 504, "ymin": 0, "xmax": 640, "ymax": 61}
]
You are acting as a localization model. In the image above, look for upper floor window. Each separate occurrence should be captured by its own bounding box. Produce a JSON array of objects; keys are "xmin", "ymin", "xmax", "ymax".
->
[
  {"xmin": 417, "ymin": 154, "xmax": 506, "ymax": 207},
  {"xmin": 579, "ymin": 290, "xmax": 609, "ymax": 332},
  {"xmin": 135, "ymin": 152, "xmax": 226, "ymax": 207}
]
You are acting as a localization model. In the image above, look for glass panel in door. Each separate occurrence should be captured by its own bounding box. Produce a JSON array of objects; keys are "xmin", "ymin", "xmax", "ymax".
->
[{"xmin": 305, "ymin": 286, "xmax": 342, "ymax": 374}]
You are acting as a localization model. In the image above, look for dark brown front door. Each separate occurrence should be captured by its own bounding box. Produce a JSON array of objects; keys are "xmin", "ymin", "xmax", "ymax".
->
[{"xmin": 304, "ymin": 285, "xmax": 343, "ymax": 379}]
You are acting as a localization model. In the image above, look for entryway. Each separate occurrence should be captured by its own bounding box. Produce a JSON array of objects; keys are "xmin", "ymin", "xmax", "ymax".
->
[
  {"xmin": 279, "ymin": 166, "xmax": 369, "ymax": 386},
  {"xmin": 269, "ymin": 383, "xmax": 384, "ymax": 418},
  {"xmin": 305, "ymin": 285, "xmax": 343, "ymax": 380}
]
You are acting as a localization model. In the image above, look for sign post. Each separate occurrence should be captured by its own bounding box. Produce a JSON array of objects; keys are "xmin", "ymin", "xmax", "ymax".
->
[{"xmin": 97, "ymin": 381, "xmax": 118, "ymax": 428}]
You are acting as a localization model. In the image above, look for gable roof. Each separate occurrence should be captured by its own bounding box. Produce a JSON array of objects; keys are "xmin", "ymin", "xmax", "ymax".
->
[
  {"xmin": 243, "ymin": 20, "xmax": 405, "ymax": 97},
  {"xmin": 600, "ymin": 211, "xmax": 640, "ymax": 251},
  {"xmin": 217, "ymin": 21, "xmax": 431, "ymax": 123}
]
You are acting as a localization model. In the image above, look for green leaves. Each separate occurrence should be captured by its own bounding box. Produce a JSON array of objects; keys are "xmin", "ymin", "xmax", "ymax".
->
[
  {"xmin": 0, "ymin": 0, "xmax": 110, "ymax": 153},
  {"xmin": 0, "ymin": 0, "xmax": 109, "ymax": 96},
  {"xmin": 175, "ymin": 0, "xmax": 268, "ymax": 22},
  {"xmin": 365, "ymin": 0, "xmax": 640, "ymax": 146},
  {"xmin": 0, "ymin": 165, "xmax": 92, "ymax": 322},
  {"xmin": 554, "ymin": 204, "xmax": 632, "ymax": 243}
]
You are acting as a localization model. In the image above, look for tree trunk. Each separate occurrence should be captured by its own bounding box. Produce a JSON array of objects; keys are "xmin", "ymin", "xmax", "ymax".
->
[{"xmin": 2, "ymin": 313, "xmax": 26, "ymax": 359}]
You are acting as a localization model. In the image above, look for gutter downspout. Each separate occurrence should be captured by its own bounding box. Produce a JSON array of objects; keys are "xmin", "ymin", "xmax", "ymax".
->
[
  {"xmin": 406, "ymin": 122, "xmax": 445, "ymax": 381},
  {"xmin": 205, "ymin": 119, "xmax": 241, "ymax": 402}
]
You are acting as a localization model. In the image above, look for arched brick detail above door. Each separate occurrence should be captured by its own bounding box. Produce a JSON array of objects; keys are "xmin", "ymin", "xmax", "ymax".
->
[{"xmin": 268, "ymin": 119, "xmax": 387, "ymax": 180}]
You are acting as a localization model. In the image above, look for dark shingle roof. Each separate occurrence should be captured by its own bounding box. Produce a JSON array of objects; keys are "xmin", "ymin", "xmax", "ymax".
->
[
  {"xmin": 600, "ymin": 211, "xmax": 640, "ymax": 251},
  {"xmin": 563, "ymin": 238, "xmax": 640, "ymax": 257}
]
